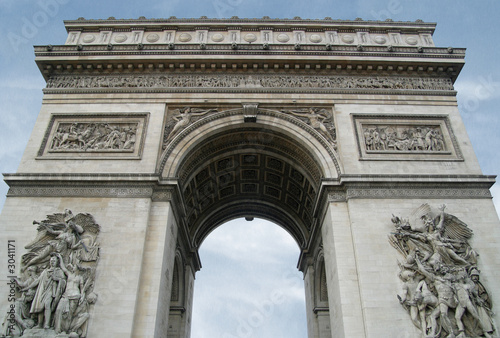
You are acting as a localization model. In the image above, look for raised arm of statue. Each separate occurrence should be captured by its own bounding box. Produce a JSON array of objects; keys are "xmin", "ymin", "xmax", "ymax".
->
[
  {"xmin": 20, "ymin": 274, "xmax": 41, "ymax": 293},
  {"xmin": 55, "ymin": 253, "xmax": 69, "ymax": 276},
  {"xmin": 415, "ymin": 257, "xmax": 435, "ymax": 282},
  {"xmin": 436, "ymin": 204, "xmax": 446, "ymax": 232}
]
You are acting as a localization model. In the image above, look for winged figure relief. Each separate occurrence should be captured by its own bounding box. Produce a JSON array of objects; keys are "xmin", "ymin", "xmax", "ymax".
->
[
  {"xmin": 389, "ymin": 204, "xmax": 493, "ymax": 338},
  {"xmin": 3, "ymin": 210, "xmax": 101, "ymax": 337}
]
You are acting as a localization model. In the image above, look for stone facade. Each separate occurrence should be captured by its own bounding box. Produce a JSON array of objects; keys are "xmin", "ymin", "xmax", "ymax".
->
[{"xmin": 0, "ymin": 17, "xmax": 499, "ymax": 338}]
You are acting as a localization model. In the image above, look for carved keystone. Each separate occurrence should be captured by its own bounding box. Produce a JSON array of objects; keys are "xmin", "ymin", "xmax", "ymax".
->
[{"xmin": 242, "ymin": 103, "xmax": 259, "ymax": 122}]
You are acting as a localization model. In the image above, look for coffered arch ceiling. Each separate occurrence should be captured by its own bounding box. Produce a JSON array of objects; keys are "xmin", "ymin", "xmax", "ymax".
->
[
  {"xmin": 159, "ymin": 107, "xmax": 341, "ymax": 249},
  {"xmin": 176, "ymin": 126, "xmax": 325, "ymax": 249}
]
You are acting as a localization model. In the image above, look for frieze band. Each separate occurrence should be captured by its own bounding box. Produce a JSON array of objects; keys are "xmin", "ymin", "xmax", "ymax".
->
[
  {"xmin": 5, "ymin": 183, "xmax": 492, "ymax": 200},
  {"xmin": 6, "ymin": 186, "xmax": 155, "ymax": 198},
  {"xmin": 327, "ymin": 188, "xmax": 492, "ymax": 202},
  {"xmin": 45, "ymin": 74, "xmax": 454, "ymax": 92}
]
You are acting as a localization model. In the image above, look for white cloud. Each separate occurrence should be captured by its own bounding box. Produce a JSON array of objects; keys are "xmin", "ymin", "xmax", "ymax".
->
[
  {"xmin": 490, "ymin": 184, "xmax": 500, "ymax": 218},
  {"xmin": 200, "ymin": 218, "xmax": 301, "ymax": 265},
  {"xmin": 0, "ymin": 76, "xmax": 45, "ymax": 90},
  {"xmin": 455, "ymin": 76, "xmax": 500, "ymax": 111},
  {"xmin": 192, "ymin": 218, "xmax": 307, "ymax": 338}
]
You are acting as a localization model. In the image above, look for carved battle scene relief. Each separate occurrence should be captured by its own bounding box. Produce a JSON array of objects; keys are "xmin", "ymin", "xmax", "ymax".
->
[
  {"xmin": 353, "ymin": 115, "xmax": 462, "ymax": 161},
  {"xmin": 50, "ymin": 122, "xmax": 137, "ymax": 152},
  {"xmin": 45, "ymin": 74, "xmax": 454, "ymax": 92},
  {"xmin": 1, "ymin": 210, "xmax": 100, "ymax": 338},
  {"xmin": 389, "ymin": 204, "xmax": 494, "ymax": 338},
  {"xmin": 38, "ymin": 114, "xmax": 148, "ymax": 159}
]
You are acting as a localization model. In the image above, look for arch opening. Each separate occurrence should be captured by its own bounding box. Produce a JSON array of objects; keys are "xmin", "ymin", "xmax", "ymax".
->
[
  {"xmin": 191, "ymin": 218, "xmax": 307, "ymax": 338},
  {"xmin": 162, "ymin": 108, "xmax": 336, "ymax": 337},
  {"xmin": 174, "ymin": 125, "xmax": 328, "ymax": 249}
]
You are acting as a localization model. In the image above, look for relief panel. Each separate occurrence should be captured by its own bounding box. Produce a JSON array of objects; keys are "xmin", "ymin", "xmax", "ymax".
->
[
  {"xmin": 37, "ymin": 114, "xmax": 149, "ymax": 159},
  {"xmin": 353, "ymin": 115, "xmax": 462, "ymax": 161}
]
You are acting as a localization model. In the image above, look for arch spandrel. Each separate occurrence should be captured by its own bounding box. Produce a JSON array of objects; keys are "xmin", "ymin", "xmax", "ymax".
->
[{"xmin": 159, "ymin": 107, "xmax": 342, "ymax": 179}]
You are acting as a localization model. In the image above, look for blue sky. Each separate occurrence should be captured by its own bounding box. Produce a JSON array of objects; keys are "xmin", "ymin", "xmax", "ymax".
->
[{"xmin": 0, "ymin": 1, "xmax": 499, "ymax": 337}]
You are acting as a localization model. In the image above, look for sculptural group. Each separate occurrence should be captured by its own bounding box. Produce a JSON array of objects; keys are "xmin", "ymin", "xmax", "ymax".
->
[
  {"xmin": 389, "ymin": 204, "xmax": 494, "ymax": 337},
  {"xmin": 1, "ymin": 210, "xmax": 100, "ymax": 338},
  {"xmin": 364, "ymin": 125, "xmax": 445, "ymax": 152}
]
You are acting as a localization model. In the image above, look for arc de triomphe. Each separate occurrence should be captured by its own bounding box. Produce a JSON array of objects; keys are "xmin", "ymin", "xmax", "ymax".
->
[{"xmin": 0, "ymin": 18, "xmax": 499, "ymax": 338}]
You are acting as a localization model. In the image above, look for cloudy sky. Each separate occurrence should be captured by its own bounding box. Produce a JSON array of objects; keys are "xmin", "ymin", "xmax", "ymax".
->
[{"xmin": 0, "ymin": 0, "xmax": 499, "ymax": 337}]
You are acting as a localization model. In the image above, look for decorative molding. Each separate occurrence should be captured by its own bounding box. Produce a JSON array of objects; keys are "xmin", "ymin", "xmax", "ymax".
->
[
  {"xmin": 63, "ymin": 17, "xmax": 437, "ymax": 28},
  {"xmin": 327, "ymin": 191, "xmax": 347, "ymax": 202},
  {"xmin": 152, "ymin": 187, "xmax": 175, "ymax": 201},
  {"xmin": 323, "ymin": 176, "xmax": 494, "ymax": 200},
  {"xmin": 3, "ymin": 174, "xmax": 181, "ymax": 200},
  {"xmin": 37, "ymin": 113, "xmax": 149, "ymax": 159},
  {"xmin": 6, "ymin": 182, "xmax": 493, "ymax": 201},
  {"xmin": 352, "ymin": 114, "xmax": 463, "ymax": 161},
  {"xmin": 7, "ymin": 185, "xmax": 154, "ymax": 198},
  {"xmin": 346, "ymin": 186, "xmax": 492, "ymax": 199}
]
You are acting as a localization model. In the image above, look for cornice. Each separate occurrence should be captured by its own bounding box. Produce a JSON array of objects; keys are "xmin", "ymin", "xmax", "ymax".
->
[
  {"xmin": 4, "ymin": 175, "xmax": 175, "ymax": 202},
  {"xmin": 337, "ymin": 174, "xmax": 496, "ymax": 184},
  {"xmin": 34, "ymin": 44, "xmax": 465, "ymax": 57},
  {"xmin": 4, "ymin": 174, "xmax": 494, "ymax": 200},
  {"xmin": 34, "ymin": 44, "xmax": 465, "ymax": 83},
  {"xmin": 3, "ymin": 173, "xmax": 160, "ymax": 182},
  {"xmin": 63, "ymin": 17, "xmax": 436, "ymax": 33},
  {"xmin": 321, "ymin": 174, "xmax": 495, "ymax": 202}
]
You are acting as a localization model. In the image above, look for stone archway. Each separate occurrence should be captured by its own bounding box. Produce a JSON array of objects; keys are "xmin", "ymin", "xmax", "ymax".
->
[
  {"xmin": 159, "ymin": 106, "xmax": 339, "ymax": 337},
  {"xmin": 3, "ymin": 17, "xmax": 499, "ymax": 338}
]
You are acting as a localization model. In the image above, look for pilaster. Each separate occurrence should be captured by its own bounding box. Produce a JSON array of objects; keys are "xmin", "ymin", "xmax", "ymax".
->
[{"xmin": 321, "ymin": 202, "xmax": 366, "ymax": 338}]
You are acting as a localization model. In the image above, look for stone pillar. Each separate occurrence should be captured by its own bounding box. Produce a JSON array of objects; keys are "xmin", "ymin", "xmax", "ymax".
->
[
  {"xmin": 304, "ymin": 262, "xmax": 332, "ymax": 337},
  {"xmin": 131, "ymin": 201, "xmax": 178, "ymax": 337},
  {"xmin": 315, "ymin": 310, "xmax": 332, "ymax": 337},
  {"xmin": 321, "ymin": 201, "xmax": 366, "ymax": 338},
  {"xmin": 167, "ymin": 264, "xmax": 195, "ymax": 338},
  {"xmin": 304, "ymin": 263, "xmax": 319, "ymax": 338}
]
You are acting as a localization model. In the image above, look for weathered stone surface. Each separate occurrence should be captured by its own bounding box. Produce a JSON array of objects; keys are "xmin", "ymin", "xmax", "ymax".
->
[{"xmin": 1, "ymin": 17, "xmax": 499, "ymax": 338}]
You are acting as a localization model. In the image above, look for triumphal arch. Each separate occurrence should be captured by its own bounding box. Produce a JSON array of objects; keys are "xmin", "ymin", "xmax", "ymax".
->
[{"xmin": 1, "ymin": 17, "xmax": 499, "ymax": 338}]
